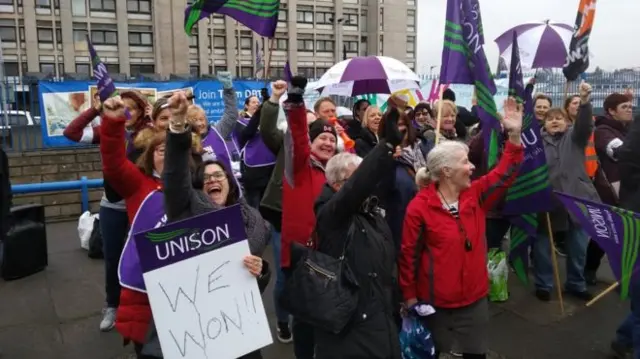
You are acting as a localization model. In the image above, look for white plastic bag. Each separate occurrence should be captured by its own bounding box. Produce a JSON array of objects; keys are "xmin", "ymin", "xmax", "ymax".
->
[{"xmin": 78, "ymin": 211, "xmax": 98, "ymax": 250}]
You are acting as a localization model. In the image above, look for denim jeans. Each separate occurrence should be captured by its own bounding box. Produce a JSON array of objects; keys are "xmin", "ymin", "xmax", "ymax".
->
[
  {"xmin": 616, "ymin": 276, "xmax": 640, "ymax": 358},
  {"xmin": 485, "ymin": 218, "xmax": 510, "ymax": 250},
  {"xmin": 245, "ymin": 188, "xmax": 264, "ymax": 210},
  {"xmin": 271, "ymin": 228, "xmax": 290, "ymax": 323},
  {"xmin": 533, "ymin": 222, "xmax": 589, "ymax": 292},
  {"xmin": 100, "ymin": 206, "xmax": 129, "ymax": 308}
]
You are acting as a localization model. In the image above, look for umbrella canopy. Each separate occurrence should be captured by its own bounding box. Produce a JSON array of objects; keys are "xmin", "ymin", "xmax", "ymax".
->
[
  {"xmin": 494, "ymin": 21, "xmax": 573, "ymax": 69},
  {"xmin": 313, "ymin": 56, "xmax": 420, "ymax": 97}
]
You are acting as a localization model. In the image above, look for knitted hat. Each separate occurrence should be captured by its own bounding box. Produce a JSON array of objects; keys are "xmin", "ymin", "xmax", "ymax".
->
[
  {"xmin": 603, "ymin": 93, "xmax": 632, "ymax": 114},
  {"xmin": 308, "ymin": 119, "xmax": 337, "ymax": 142}
]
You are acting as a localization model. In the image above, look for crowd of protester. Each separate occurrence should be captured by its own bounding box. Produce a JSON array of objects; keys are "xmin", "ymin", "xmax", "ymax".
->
[{"xmin": 46, "ymin": 70, "xmax": 640, "ymax": 359}]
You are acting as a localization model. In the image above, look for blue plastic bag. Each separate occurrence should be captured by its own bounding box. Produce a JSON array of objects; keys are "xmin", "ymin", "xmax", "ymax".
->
[{"xmin": 399, "ymin": 310, "xmax": 436, "ymax": 359}]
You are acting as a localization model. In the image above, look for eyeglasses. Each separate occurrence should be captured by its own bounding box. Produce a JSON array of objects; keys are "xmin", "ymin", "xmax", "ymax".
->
[{"xmin": 203, "ymin": 171, "xmax": 226, "ymax": 182}]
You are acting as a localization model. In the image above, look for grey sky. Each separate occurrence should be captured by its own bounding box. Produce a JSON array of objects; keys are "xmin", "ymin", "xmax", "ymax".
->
[{"xmin": 417, "ymin": 0, "xmax": 637, "ymax": 74}]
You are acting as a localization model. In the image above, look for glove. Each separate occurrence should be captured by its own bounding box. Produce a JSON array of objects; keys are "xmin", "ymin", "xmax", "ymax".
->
[
  {"xmin": 260, "ymin": 87, "xmax": 269, "ymax": 103},
  {"xmin": 285, "ymin": 76, "xmax": 307, "ymax": 104},
  {"xmin": 216, "ymin": 71, "xmax": 233, "ymax": 90},
  {"xmin": 381, "ymin": 108, "xmax": 403, "ymax": 147}
]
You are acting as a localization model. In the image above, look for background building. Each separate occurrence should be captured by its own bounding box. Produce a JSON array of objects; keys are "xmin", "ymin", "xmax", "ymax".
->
[{"xmin": 0, "ymin": 0, "xmax": 417, "ymax": 79}]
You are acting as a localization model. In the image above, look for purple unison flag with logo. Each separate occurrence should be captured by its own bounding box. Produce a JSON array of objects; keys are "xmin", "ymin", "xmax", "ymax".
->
[
  {"xmin": 185, "ymin": 0, "xmax": 279, "ymax": 38},
  {"xmin": 555, "ymin": 191, "xmax": 640, "ymax": 299},
  {"xmin": 439, "ymin": 0, "xmax": 473, "ymax": 85},
  {"xmin": 503, "ymin": 31, "xmax": 552, "ymax": 215},
  {"xmin": 133, "ymin": 205, "xmax": 246, "ymax": 274},
  {"xmin": 87, "ymin": 35, "xmax": 117, "ymax": 102}
]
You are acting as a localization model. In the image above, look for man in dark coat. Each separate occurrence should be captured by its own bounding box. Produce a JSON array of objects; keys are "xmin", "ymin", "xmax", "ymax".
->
[
  {"xmin": 610, "ymin": 114, "xmax": 640, "ymax": 358},
  {"xmin": 312, "ymin": 107, "xmax": 403, "ymax": 359}
]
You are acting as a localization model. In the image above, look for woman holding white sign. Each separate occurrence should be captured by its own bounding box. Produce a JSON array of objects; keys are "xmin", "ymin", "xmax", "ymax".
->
[{"xmin": 130, "ymin": 90, "xmax": 270, "ymax": 359}]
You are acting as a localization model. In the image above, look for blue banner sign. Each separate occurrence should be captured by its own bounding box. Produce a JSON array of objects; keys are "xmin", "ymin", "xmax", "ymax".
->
[{"xmin": 38, "ymin": 79, "xmax": 265, "ymax": 147}]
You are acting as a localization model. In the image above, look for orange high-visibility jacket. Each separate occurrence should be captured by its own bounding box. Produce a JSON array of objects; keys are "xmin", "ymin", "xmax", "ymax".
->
[{"xmin": 585, "ymin": 131, "xmax": 598, "ymax": 179}]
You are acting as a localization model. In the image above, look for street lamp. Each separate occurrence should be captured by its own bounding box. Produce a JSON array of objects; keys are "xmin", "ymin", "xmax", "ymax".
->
[{"xmin": 330, "ymin": 17, "xmax": 351, "ymax": 62}]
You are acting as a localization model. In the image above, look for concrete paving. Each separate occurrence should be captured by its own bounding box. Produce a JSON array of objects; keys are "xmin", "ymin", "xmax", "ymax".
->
[{"xmin": 0, "ymin": 221, "xmax": 630, "ymax": 359}]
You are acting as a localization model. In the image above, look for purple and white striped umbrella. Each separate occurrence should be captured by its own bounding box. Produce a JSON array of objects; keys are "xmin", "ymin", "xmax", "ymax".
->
[
  {"xmin": 313, "ymin": 56, "xmax": 420, "ymax": 97},
  {"xmin": 494, "ymin": 21, "xmax": 574, "ymax": 70}
]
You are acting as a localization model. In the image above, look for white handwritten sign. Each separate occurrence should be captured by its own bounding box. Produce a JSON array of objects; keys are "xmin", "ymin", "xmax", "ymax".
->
[{"xmin": 134, "ymin": 205, "xmax": 272, "ymax": 359}]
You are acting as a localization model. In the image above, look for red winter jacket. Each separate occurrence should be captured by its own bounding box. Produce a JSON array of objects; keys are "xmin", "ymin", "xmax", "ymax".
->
[
  {"xmin": 281, "ymin": 103, "xmax": 328, "ymax": 268},
  {"xmin": 100, "ymin": 113, "xmax": 162, "ymax": 344},
  {"xmin": 399, "ymin": 141, "xmax": 523, "ymax": 308}
]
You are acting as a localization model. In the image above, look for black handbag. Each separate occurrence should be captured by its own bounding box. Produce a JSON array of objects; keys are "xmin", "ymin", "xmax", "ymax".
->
[
  {"xmin": 88, "ymin": 218, "xmax": 104, "ymax": 259},
  {"xmin": 279, "ymin": 224, "xmax": 360, "ymax": 334}
]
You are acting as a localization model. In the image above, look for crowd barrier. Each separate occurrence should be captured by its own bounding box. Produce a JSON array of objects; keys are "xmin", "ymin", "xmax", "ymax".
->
[{"xmin": 11, "ymin": 177, "xmax": 104, "ymax": 213}]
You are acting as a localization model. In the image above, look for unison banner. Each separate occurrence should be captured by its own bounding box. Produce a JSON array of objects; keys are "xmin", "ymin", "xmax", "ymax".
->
[
  {"xmin": 37, "ymin": 79, "xmax": 265, "ymax": 147},
  {"xmin": 555, "ymin": 191, "xmax": 640, "ymax": 299}
]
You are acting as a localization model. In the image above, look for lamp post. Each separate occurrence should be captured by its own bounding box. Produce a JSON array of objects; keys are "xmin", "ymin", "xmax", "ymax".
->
[{"xmin": 330, "ymin": 17, "xmax": 351, "ymax": 63}]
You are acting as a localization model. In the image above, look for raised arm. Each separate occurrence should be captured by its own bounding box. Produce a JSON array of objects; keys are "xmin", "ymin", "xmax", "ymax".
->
[
  {"xmin": 164, "ymin": 92, "xmax": 219, "ymax": 222},
  {"xmin": 63, "ymin": 107, "xmax": 101, "ymax": 144},
  {"xmin": 286, "ymin": 103, "xmax": 312, "ymax": 174},
  {"xmin": 571, "ymin": 82, "xmax": 594, "ymax": 148},
  {"xmin": 238, "ymin": 106, "xmax": 262, "ymax": 148},
  {"xmin": 213, "ymin": 72, "xmax": 239, "ymax": 139},
  {"xmin": 259, "ymin": 81, "xmax": 287, "ymax": 153},
  {"xmin": 470, "ymin": 97, "xmax": 524, "ymax": 211},
  {"xmin": 100, "ymin": 98, "xmax": 148, "ymax": 200}
]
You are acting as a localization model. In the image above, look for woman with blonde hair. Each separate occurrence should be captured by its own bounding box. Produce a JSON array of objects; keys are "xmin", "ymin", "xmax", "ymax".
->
[{"xmin": 354, "ymin": 105, "xmax": 382, "ymax": 157}]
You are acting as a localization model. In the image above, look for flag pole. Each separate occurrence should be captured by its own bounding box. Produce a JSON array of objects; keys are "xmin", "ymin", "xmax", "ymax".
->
[
  {"xmin": 545, "ymin": 212, "xmax": 565, "ymax": 315},
  {"xmin": 586, "ymin": 281, "xmax": 618, "ymax": 307},
  {"xmin": 263, "ymin": 38, "xmax": 275, "ymax": 82},
  {"xmin": 434, "ymin": 85, "xmax": 445, "ymax": 145}
]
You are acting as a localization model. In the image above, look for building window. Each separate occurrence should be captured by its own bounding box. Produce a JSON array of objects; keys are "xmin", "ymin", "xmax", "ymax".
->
[
  {"xmin": 344, "ymin": 14, "xmax": 358, "ymax": 26},
  {"xmin": 4, "ymin": 62, "xmax": 20, "ymax": 76},
  {"xmin": 75, "ymin": 63, "xmax": 91, "ymax": 74},
  {"xmin": 0, "ymin": 27, "xmax": 16, "ymax": 42},
  {"xmin": 315, "ymin": 12, "xmax": 332, "ymax": 24},
  {"xmin": 89, "ymin": 0, "xmax": 115, "ymax": 12},
  {"xmin": 379, "ymin": 35, "xmax": 383, "ymax": 54},
  {"xmin": 275, "ymin": 38, "xmax": 288, "ymax": 50},
  {"xmin": 407, "ymin": 10, "xmax": 415, "ymax": 31},
  {"xmin": 214, "ymin": 65, "xmax": 227, "ymax": 73},
  {"xmin": 239, "ymin": 36, "xmax": 251, "ymax": 49},
  {"xmin": 189, "ymin": 34, "xmax": 198, "ymax": 48},
  {"xmin": 269, "ymin": 66, "xmax": 284, "ymax": 78},
  {"xmin": 35, "ymin": 0, "xmax": 59, "ymax": 9},
  {"xmin": 407, "ymin": 36, "xmax": 415, "ymax": 54},
  {"xmin": 40, "ymin": 62, "xmax": 63, "ymax": 74},
  {"xmin": 130, "ymin": 64, "xmax": 155, "ymax": 74},
  {"xmin": 129, "ymin": 31, "xmax": 153, "ymax": 46},
  {"xmin": 127, "ymin": 0, "xmax": 150, "ymax": 13},
  {"xmin": 37, "ymin": 28, "xmax": 53, "ymax": 42},
  {"xmin": 105, "ymin": 63, "xmax": 120, "ymax": 73},
  {"xmin": 344, "ymin": 41, "xmax": 358, "ymax": 52},
  {"xmin": 316, "ymin": 40, "xmax": 334, "ymax": 52},
  {"xmin": 91, "ymin": 30, "xmax": 118, "ymax": 45},
  {"xmin": 361, "ymin": 10, "xmax": 367, "ymax": 32},
  {"xmin": 236, "ymin": 67, "xmax": 254, "ymax": 78},
  {"xmin": 190, "ymin": 65, "xmax": 199, "ymax": 76},
  {"xmin": 0, "ymin": 0, "xmax": 13, "ymax": 5},
  {"xmin": 71, "ymin": 0, "xmax": 86, "ymax": 16},
  {"xmin": 316, "ymin": 67, "xmax": 329, "ymax": 77},
  {"xmin": 296, "ymin": 10, "xmax": 313, "ymax": 23},
  {"xmin": 297, "ymin": 39, "xmax": 313, "ymax": 51},
  {"xmin": 379, "ymin": 8, "xmax": 384, "ymax": 30},
  {"xmin": 361, "ymin": 37, "xmax": 368, "ymax": 55},
  {"xmin": 73, "ymin": 29, "xmax": 87, "ymax": 43},
  {"xmin": 298, "ymin": 67, "xmax": 314, "ymax": 78},
  {"xmin": 278, "ymin": 9, "xmax": 287, "ymax": 21},
  {"xmin": 214, "ymin": 36, "xmax": 225, "ymax": 49}
]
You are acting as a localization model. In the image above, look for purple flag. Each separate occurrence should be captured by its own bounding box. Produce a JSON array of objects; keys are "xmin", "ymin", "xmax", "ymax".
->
[
  {"xmin": 185, "ymin": 0, "xmax": 279, "ymax": 38},
  {"xmin": 184, "ymin": 0, "xmax": 228, "ymax": 35},
  {"xmin": 503, "ymin": 31, "xmax": 553, "ymax": 215},
  {"xmin": 439, "ymin": 0, "xmax": 472, "ymax": 85},
  {"xmin": 468, "ymin": 0, "xmax": 484, "ymax": 45},
  {"xmin": 87, "ymin": 35, "xmax": 117, "ymax": 102},
  {"xmin": 555, "ymin": 192, "xmax": 640, "ymax": 299},
  {"xmin": 134, "ymin": 205, "xmax": 246, "ymax": 274},
  {"xmin": 284, "ymin": 61, "xmax": 292, "ymax": 82}
]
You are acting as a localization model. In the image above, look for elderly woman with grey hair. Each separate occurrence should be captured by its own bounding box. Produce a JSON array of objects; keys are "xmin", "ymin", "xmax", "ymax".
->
[
  {"xmin": 312, "ymin": 107, "xmax": 404, "ymax": 358},
  {"xmin": 399, "ymin": 98, "xmax": 525, "ymax": 359}
]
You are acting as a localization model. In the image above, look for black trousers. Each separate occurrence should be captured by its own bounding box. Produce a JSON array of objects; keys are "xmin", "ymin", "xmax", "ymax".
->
[
  {"xmin": 585, "ymin": 239, "xmax": 605, "ymax": 273},
  {"xmin": 134, "ymin": 343, "xmax": 263, "ymax": 358},
  {"xmin": 435, "ymin": 352, "xmax": 486, "ymax": 359}
]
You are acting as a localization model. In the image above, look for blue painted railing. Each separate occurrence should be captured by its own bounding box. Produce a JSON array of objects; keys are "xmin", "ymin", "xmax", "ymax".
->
[{"xmin": 11, "ymin": 177, "xmax": 104, "ymax": 213}]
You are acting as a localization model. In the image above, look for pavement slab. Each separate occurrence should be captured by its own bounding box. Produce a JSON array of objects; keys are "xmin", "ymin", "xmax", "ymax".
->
[{"xmin": 0, "ymin": 221, "xmax": 632, "ymax": 359}]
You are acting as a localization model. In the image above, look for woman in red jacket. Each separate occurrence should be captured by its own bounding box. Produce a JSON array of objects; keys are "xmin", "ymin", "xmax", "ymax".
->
[
  {"xmin": 399, "ymin": 98, "xmax": 525, "ymax": 359},
  {"xmin": 63, "ymin": 90, "xmax": 151, "ymax": 332},
  {"xmin": 98, "ymin": 95, "xmax": 201, "ymax": 352}
]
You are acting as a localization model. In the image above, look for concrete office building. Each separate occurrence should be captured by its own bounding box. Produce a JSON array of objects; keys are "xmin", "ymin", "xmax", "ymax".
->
[{"xmin": 0, "ymin": 0, "xmax": 417, "ymax": 79}]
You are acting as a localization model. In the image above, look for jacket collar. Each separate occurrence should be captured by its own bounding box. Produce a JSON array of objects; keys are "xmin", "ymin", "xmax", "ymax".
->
[{"xmin": 595, "ymin": 115, "xmax": 629, "ymax": 134}]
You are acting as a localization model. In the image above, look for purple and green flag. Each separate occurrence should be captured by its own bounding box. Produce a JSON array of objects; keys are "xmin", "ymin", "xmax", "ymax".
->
[
  {"xmin": 87, "ymin": 35, "xmax": 117, "ymax": 102},
  {"xmin": 440, "ymin": 0, "xmax": 500, "ymax": 169},
  {"xmin": 185, "ymin": 0, "xmax": 280, "ymax": 38},
  {"xmin": 555, "ymin": 192, "xmax": 640, "ymax": 300}
]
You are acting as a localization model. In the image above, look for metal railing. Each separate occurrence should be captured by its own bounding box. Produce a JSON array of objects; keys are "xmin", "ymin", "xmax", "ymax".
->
[
  {"xmin": 11, "ymin": 176, "xmax": 104, "ymax": 213},
  {"xmin": 3, "ymin": 70, "xmax": 640, "ymax": 151}
]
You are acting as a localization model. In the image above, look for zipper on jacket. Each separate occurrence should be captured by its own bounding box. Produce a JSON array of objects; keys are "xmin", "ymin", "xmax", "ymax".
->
[{"xmin": 304, "ymin": 259, "xmax": 337, "ymax": 280}]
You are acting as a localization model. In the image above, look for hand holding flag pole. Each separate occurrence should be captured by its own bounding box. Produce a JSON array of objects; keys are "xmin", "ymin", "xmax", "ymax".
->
[{"xmin": 433, "ymin": 85, "xmax": 445, "ymax": 145}]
